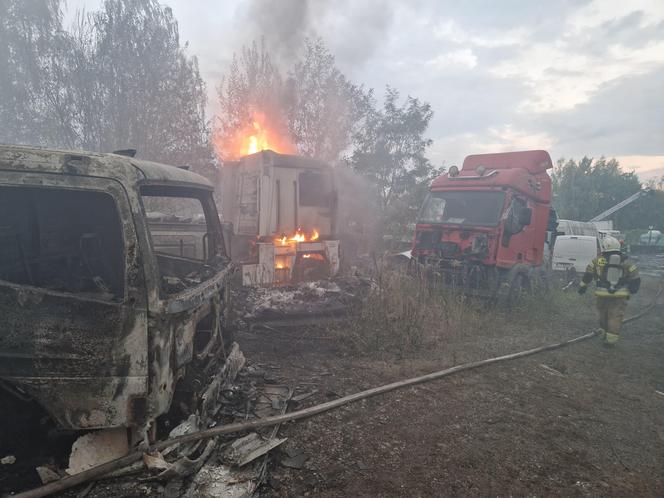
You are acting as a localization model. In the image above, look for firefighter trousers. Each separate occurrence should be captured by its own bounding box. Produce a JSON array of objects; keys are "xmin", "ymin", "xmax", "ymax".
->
[{"xmin": 596, "ymin": 296, "xmax": 628, "ymax": 345}]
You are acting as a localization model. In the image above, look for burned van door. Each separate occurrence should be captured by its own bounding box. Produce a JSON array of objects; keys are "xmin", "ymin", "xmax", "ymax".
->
[
  {"xmin": 0, "ymin": 178, "xmax": 148, "ymax": 430},
  {"xmin": 140, "ymin": 185, "xmax": 229, "ymax": 420}
]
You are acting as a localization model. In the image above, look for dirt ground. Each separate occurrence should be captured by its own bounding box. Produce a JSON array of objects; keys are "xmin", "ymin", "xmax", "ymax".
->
[
  {"xmin": 240, "ymin": 276, "xmax": 664, "ymax": 497},
  {"xmin": 3, "ymin": 276, "xmax": 662, "ymax": 497}
]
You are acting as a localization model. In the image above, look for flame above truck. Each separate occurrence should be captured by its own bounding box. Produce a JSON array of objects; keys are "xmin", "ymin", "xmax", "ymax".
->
[{"xmin": 412, "ymin": 150, "xmax": 555, "ymax": 305}]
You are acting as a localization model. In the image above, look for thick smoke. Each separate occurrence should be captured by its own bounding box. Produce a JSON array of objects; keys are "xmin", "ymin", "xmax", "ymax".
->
[
  {"xmin": 242, "ymin": 0, "xmax": 394, "ymax": 72},
  {"xmin": 244, "ymin": 0, "xmax": 312, "ymax": 69}
]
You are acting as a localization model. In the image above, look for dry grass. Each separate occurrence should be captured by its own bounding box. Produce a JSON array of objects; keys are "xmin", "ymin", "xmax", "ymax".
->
[{"xmin": 334, "ymin": 261, "xmax": 589, "ymax": 359}]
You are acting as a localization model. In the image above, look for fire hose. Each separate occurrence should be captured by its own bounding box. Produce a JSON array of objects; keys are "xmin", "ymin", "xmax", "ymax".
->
[{"xmin": 15, "ymin": 283, "xmax": 663, "ymax": 498}]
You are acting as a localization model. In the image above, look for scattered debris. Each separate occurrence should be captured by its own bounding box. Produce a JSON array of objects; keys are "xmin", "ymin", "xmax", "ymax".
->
[
  {"xmin": 147, "ymin": 439, "xmax": 217, "ymax": 481},
  {"xmin": 223, "ymin": 433, "xmax": 287, "ymax": 467},
  {"xmin": 163, "ymin": 414, "xmax": 201, "ymax": 457},
  {"xmin": 655, "ymin": 390, "xmax": 664, "ymax": 397},
  {"xmin": 179, "ymin": 379, "xmax": 293, "ymax": 497},
  {"xmin": 0, "ymin": 455, "xmax": 16, "ymax": 465},
  {"xmin": 36, "ymin": 465, "xmax": 60, "ymax": 484},
  {"xmin": 235, "ymin": 277, "xmax": 371, "ymax": 328},
  {"xmin": 66, "ymin": 427, "xmax": 129, "ymax": 475},
  {"xmin": 143, "ymin": 452, "xmax": 170, "ymax": 472},
  {"xmin": 291, "ymin": 390, "xmax": 318, "ymax": 403},
  {"xmin": 254, "ymin": 385, "xmax": 292, "ymax": 418},
  {"xmin": 183, "ymin": 461, "xmax": 257, "ymax": 498}
]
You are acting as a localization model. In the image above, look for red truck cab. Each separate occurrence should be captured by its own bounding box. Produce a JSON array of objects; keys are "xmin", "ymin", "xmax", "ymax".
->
[{"xmin": 412, "ymin": 150, "xmax": 553, "ymax": 298}]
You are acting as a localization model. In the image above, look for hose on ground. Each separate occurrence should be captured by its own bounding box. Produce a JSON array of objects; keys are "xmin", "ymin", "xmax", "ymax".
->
[{"xmin": 15, "ymin": 282, "xmax": 662, "ymax": 498}]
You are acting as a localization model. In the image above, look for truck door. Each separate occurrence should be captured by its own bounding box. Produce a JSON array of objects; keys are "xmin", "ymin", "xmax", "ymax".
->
[
  {"xmin": 0, "ymin": 176, "xmax": 148, "ymax": 430},
  {"xmin": 139, "ymin": 185, "xmax": 230, "ymax": 421}
]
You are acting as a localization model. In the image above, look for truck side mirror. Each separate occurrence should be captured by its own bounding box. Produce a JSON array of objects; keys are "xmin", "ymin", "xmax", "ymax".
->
[{"xmin": 519, "ymin": 207, "xmax": 532, "ymax": 226}]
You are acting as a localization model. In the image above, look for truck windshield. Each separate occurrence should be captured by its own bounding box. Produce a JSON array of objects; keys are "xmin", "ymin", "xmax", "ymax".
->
[{"xmin": 418, "ymin": 191, "xmax": 505, "ymax": 226}]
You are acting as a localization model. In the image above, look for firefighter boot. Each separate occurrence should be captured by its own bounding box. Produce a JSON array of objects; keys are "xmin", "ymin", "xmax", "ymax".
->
[
  {"xmin": 604, "ymin": 332, "xmax": 619, "ymax": 347},
  {"xmin": 596, "ymin": 328, "xmax": 607, "ymax": 341}
]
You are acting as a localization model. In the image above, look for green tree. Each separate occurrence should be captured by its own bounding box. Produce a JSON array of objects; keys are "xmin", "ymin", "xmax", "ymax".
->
[
  {"xmin": 287, "ymin": 38, "xmax": 372, "ymax": 163},
  {"xmin": 551, "ymin": 156, "xmax": 664, "ymax": 230},
  {"xmin": 349, "ymin": 87, "xmax": 440, "ymax": 243},
  {"xmin": 0, "ymin": 0, "xmax": 70, "ymax": 145},
  {"xmin": 1, "ymin": 0, "xmax": 212, "ymax": 173},
  {"xmin": 73, "ymin": 0, "xmax": 211, "ymax": 168}
]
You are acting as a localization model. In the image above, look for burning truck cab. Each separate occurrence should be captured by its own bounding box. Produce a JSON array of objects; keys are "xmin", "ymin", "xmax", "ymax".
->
[
  {"xmin": 220, "ymin": 150, "xmax": 340, "ymax": 285},
  {"xmin": 412, "ymin": 150, "xmax": 554, "ymax": 301},
  {"xmin": 0, "ymin": 145, "xmax": 233, "ymax": 441}
]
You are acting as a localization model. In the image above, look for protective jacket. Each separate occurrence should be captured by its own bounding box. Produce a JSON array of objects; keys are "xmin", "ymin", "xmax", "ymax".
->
[{"xmin": 580, "ymin": 254, "xmax": 640, "ymax": 297}]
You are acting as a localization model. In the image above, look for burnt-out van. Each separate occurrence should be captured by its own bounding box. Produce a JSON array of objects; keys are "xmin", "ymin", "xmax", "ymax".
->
[{"xmin": 0, "ymin": 145, "xmax": 233, "ymax": 441}]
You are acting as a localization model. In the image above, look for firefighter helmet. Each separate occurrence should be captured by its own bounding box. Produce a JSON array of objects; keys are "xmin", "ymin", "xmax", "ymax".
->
[{"xmin": 600, "ymin": 235, "xmax": 621, "ymax": 254}]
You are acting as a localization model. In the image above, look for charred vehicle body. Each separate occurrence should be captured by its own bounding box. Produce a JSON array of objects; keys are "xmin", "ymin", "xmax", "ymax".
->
[
  {"xmin": 412, "ymin": 150, "xmax": 555, "ymax": 303},
  {"xmin": 219, "ymin": 150, "xmax": 340, "ymax": 285},
  {"xmin": 0, "ymin": 145, "xmax": 233, "ymax": 441}
]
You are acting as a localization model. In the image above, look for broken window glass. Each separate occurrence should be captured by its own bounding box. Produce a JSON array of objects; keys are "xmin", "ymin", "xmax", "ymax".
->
[
  {"xmin": 0, "ymin": 186, "xmax": 124, "ymax": 300},
  {"xmin": 298, "ymin": 171, "xmax": 331, "ymax": 207},
  {"xmin": 142, "ymin": 195, "xmax": 208, "ymax": 260},
  {"xmin": 141, "ymin": 186, "xmax": 222, "ymax": 296}
]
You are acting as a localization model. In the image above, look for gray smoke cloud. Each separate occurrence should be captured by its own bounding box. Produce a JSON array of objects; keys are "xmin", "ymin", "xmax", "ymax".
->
[
  {"xmin": 244, "ymin": 0, "xmax": 311, "ymax": 69},
  {"xmin": 241, "ymin": 0, "xmax": 394, "ymax": 73}
]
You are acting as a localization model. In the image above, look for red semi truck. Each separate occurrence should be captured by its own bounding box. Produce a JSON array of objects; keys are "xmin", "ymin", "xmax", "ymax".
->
[{"xmin": 412, "ymin": 150, "xmax": 555, "ymax": 304}]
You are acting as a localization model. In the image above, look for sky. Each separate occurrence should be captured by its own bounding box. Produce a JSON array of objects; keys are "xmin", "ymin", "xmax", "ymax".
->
[{"xmin": 67, "ymin": 0, "xmax": 664, "ymax": 181}]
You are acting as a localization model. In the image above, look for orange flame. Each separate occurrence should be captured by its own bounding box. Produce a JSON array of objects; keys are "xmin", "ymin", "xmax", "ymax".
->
[
  {"xmin": 302, "ymin": 253, "xmax": 325, "ymax": 261},
  {"xmin": 275, "ymin": 255, "xmax": 291, "ymax": 270},
  {"xmin": 290, "ymin": 231, "xmax": 306, "ymax": 243},
  {"xmin": 214, "ymin": 112, "xmax": 297, "ymax": 160},
  {"xmin": 276, "ymin": 228, "xmax": 320, "ymax": 245},
  {"xmin": 243, "ymin": 120, "xmax": 268, "ymax": 156}
]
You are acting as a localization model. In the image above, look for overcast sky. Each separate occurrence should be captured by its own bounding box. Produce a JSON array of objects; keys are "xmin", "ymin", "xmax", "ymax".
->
[{"xmin": 68, "ymin": 0, "xmax": 664, "ymax": 180}]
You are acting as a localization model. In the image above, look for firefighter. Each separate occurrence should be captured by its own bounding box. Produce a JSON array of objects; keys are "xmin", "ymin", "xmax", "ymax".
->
[{"xmin": 578, "ymin": 236, "xmax": 640, "ymax": 346}]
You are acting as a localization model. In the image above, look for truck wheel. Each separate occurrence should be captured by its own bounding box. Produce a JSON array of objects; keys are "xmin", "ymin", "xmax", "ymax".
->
[
  {"xmin": 506, "ymin": 272, "xmax": 529, "ymax": 310},
  {"xmin": 531, "ymin": 267, "xmax": 551, "ymax": 296}
]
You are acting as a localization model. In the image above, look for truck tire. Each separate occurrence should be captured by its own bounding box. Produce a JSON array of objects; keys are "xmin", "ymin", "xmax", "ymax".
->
[
  {"xmin": 530, "ymin": 267, "xmax": 552, "ymax": 296},
  {"xmin": 496, "ymin": 265, "xmax": 531, "ymax": 310}
]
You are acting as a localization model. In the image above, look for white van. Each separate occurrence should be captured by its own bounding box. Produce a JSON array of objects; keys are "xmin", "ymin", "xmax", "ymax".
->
[
  {"xmin": 552, "ymin": 235, "xmax": 600, "ymax": 274},
  {"xmin": 556, "ymin": 219, "xmax": 599, "ymax": 237}
]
